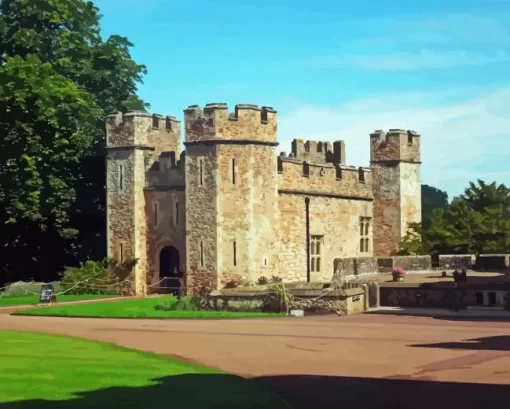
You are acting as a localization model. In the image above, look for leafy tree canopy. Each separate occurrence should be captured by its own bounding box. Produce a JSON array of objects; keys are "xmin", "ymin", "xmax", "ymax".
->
[
  {"xmin": 0, "ymin": 0, "xmax": 148, "ymax": 230},
  {"xmin": 400, "ymin": 180, "xmax": 510, "ymax": 256}
]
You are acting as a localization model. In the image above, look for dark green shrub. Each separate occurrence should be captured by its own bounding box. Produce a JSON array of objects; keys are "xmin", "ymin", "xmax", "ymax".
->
[
  {"xmin": 60, "ymin": 257, "xmax": 137, "ymax": 295},
  {"xmin": 154, "ymin": 296, "xmax": 202, "ymax": 311}
]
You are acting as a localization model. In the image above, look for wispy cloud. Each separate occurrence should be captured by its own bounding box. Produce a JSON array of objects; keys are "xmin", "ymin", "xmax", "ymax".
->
[
  {"xmin": 277, "ymin": 86, "xmax": 510, "ymax": 196},
  {"xmin": 311, "ymin": 50, "xmax": 510, "ymax": 71}
]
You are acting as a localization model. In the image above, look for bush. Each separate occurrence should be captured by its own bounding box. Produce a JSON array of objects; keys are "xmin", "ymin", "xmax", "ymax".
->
[
  {"xmin": 154, "ymin": 296, "xmax": 202, "ymax": 311},
  {"xmin": 60, "ymin": 257, "xmax": 137, "ymax": 295}
]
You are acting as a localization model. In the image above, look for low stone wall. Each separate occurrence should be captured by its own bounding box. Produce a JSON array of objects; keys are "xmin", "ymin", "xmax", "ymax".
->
[
  {"xmin": 380, "ymin": 282, "xmax": 510, "ymax": 309},
  {"xmin": 377, "ymin": 255, "xmax": 432, "ymax": 272},
  {"xmin": 475, "ymin": 254, "xmax": 510, "ymax": 271},
  {"xmin": 332, "ymin": 257, "xmax": 378, "ymax": 281},
  {"xmin": 438, "ymin": 254, "xmax": 475, "ymax": 270},
  {"xmin": 211, "ymin": 283, "xmax": 368, "ymax": 316}
]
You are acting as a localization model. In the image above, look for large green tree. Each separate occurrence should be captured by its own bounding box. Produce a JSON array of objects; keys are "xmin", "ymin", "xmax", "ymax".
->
[
  {"xmin": 400, "ymin": 180, "xmax": 510, "ymax": 256},
  {"xmin": 0, "ymin": 0, "xmax": 148, "ymax": 282}
]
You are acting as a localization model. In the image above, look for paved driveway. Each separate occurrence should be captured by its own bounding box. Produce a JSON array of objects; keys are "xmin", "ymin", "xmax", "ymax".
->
[{"xmin": 2, "ymin": 312, "xmax": 510, "ymax": 408}]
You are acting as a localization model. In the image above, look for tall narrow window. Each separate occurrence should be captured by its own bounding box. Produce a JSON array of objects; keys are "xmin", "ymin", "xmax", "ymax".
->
[
  {"xmin": 119, "ymin": 243, "xmax": 124, "ymax": 263},
  {"xmin": 119, "ymin": 164, "xmax": 124, "ymax": 192},
  {"xmin": 359, "ymin": 217, "xmax": 372, "ymax": 253},
  {"xmin": 310, "ymin": 235, "xmax": 324, "ymax": 273},
  {"xmin": 233, "ymin": 241, "xmax": 237, "ymax": 266},
  {"xmin": 174, "ymin": 201, "xmax": 179, "ymax": 226},
  {"xmin": 199, "ymin": 241, "xmax": 204, "ymax": 267},
  {"xmin": 154, "ymin": 202, "xmax": 158, "ymax": 227},
  {"xmin": 199, "ymin": 159, "xmax": 203, "ymax": 186},
  {"xmin": 231, "ymin": 158, "xmax": 236, "ymax": 184}
]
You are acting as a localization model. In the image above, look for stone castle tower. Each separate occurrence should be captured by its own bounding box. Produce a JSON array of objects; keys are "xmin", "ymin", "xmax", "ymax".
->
[
  {"xmin": 105, "ymin": 104, "xmax": 422, "ymax": 295},
  {"xmin": 183, "ymin": 104, "xmax": 281, "ymax": 292},
  {"xmin": 370, "ymin": 129, "xmax": 421, "ymax": 256}
]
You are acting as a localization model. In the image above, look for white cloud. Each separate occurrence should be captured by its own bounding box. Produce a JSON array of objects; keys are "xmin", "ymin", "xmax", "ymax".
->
[
  {"xmin": 311, "ymin": 50, "xmax": 510, "ymax": 71},
  {"xmin": 277, "ymin": 86, "xmax": 510, "ymax": 196}
]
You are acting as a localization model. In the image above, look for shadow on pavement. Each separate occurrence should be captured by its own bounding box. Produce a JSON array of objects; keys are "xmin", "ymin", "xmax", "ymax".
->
[
  {"xmin": 2, "ymin": 373, "xmax": 510, "ymax": 409},
  {"xmin": 256, "ymin": 375, "xmax": 510, "ymax": 409},
  {"xmin": 410, "ymin": 335, "xmax": 510, "ymax": 351},
  {"xmin": 0, "ymin": 374, "xmax": 291, "ymax": 409}
]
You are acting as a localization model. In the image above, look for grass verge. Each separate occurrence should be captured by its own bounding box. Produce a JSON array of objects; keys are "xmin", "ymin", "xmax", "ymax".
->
[
  {"xmin": 0, "ymin": 294, "xmax": 117, "ymax": 307},
  {"xmin": 12, "ymin": 296, "xmax": 285, "ymax": 319},
  {"xmin": 0, "ymin": 331, "xmax": 290, "ymax": 408}
]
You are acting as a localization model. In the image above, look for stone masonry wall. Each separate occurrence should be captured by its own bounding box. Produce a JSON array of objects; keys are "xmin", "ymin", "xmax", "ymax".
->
[
  {"xmin": 377, "ymin": 255, "xmax": 432, "ymax": 272},
  {"xmin": 439, "ymin": 254, "xmax": 475, "ymax": 270},
  {"xmin": 278, "ymin": 194, "xmax": 373, "ymax": 282},
  {"xmin": 144, "ymin": 189, "xmax": 186, "ymax": 287},
  {"xmin": 399, "ymin": 162, "xmax": 421, "ymax": 237},
  {"xmin": 371, "ymin": 163, "xmax": 401, "ymax": 256},
  {"xmin": 185, "ymin": 144, "xmax": 218, "ymax": 295},
  {"xmin": 216, "ymin": 144, "xmax": 280, "ymax": 285}
]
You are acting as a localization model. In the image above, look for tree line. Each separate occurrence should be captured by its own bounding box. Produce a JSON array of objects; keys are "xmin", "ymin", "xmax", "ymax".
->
[{"xmin": 401, "ymin": 181, "xmax": 510, "ymax": 256}]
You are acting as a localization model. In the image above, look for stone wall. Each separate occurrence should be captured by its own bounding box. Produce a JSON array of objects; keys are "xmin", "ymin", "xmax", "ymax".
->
[
  {"xmin": 475, "ymin": 254, "xmax": 510, "ymax": 271},
  {"xmin": 377, "ymin": 255, "xmax": 431, "ymax": 272},
  {"xmin": 278, "ymin": 195, "xmax": 373, "ymax": 282},
  {"xmin": 439, "ymin": 254, "xmax": 475, "ymax": 270},
  {"xmin": 144, "ymin": 189, "xmax": 186, "ymax": 288},
  {"xmin": 370, "ymin": 129, "xmax": 421, "ymax": 257},
  {"xmin": 380, "ymin": 283, "xmax": 510, "ymax": 309},
  {"xmin": 332, "ymin": 257, "xmax": 378, "ymax": 284}
]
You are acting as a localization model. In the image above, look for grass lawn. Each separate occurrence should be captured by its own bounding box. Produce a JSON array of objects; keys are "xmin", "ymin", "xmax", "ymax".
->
[
  {"xmin": 13, "ymin": 296, "xmax": 285, "ymax": 319},
  {"xmin": 0, "ymin": 331, "xmax": 290, "ymax": 408},
  {"xmin": 0, "ymin": 294, "xmax": 117, "ymax": 307}
]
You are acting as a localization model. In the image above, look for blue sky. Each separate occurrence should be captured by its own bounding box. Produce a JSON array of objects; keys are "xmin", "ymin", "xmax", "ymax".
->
[{"xmin": 95, "ymin": 0, "xmax": 510, "ymax": 198}]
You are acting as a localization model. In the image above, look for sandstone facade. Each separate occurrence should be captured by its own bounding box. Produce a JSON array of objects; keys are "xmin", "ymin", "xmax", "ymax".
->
[{"xmin": 105, "ymin": 104, "xmax": 422, "ymax": 295}]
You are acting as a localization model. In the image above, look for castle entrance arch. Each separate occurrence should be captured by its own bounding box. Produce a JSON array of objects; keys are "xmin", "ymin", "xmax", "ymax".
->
[{"xmin": 159, "ymin": 246, "xmax": 181, "ymax": 295}]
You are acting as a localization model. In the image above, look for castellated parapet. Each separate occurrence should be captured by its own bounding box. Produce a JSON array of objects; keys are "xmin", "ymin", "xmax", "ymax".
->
[
  {"xmin": 290, "ymin": 139, "xmax": 346, "ymax": 165},
  {"xmin": 370, "ymin": 129, "xmax": 421, "ymax": 163},
  {"xmin": 183, "ymin": 103, "xmax": 277, "ymax": 144},
  {"xmin": 106, "ymin": 104, "xmax": 423, "ymax": 295},
  {"xmin": 106, "ymin": 110, "xmax": 181, "ymax": 156}
]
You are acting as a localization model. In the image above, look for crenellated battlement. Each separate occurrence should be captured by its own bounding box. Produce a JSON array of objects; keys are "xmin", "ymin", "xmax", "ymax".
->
[
  {"xmin": 277, "ymin": 156, "xmax": 372, "ymax": 199},
  {"xmin": 147, "ymin": 150, "xmax": 186, "ymax": 189},
  {"xmin": 106, "ymin": 110, "xmax": 181, "ymax": 157},
  {"xmin": 370, "ymin": 128, "xmax": 420, "ymax": 163},
  {"xmin": 286, "ymin": 139, "xmax": 346, "ymax": 164},
  {"xmin": 183, "ymin": 103, "xmax": 277, "ymax": 144}
]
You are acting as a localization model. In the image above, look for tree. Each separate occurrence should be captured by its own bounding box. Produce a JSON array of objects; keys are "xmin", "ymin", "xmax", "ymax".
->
[
  {"xmin": 400, "ymin": 180, "xmax": 510, "ymax": 256},
  {"xmin": 421, "ymin": 184, "xmax": 449, "ymax": 228},
  {"xmin": 0, "ymin": 0, "xmax": 148, "ymax": 282},
  {"xmin": 0, "ymin": 0, "xmax": 147, "ymax": 229}
]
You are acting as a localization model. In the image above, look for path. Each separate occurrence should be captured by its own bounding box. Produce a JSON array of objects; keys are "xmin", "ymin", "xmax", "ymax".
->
[{"xmin": 1, "ymin": 312, "xmax": 510, "ymax": 408}]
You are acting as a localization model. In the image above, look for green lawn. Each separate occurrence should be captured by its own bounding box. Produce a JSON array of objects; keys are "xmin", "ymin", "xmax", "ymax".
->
[
  {"xmin": 0, "ymin": 294, "xmax": 117, "ymax": 307},
  {"xmin": 0, "ymin": 331, "xmax": 290, "ymax": 408},
  {"xmin": 13, "ymin": 296, "xmax": 284, "ymax": 319}
]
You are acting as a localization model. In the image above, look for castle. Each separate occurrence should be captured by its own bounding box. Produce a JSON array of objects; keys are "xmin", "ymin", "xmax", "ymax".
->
[{"xmin": 105, "ymin": 103, "xmax": 422, "ymax": 295}]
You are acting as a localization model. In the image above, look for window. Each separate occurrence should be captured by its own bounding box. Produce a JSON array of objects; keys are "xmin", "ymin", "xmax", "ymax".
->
[
  {"xmin": 360, "ymin": 217, "xmax": 371, "ymax": 253},
  {"xmin": 199, "ymin": 241, "xmax": 204, "ymax": 267},
  {"xmin": 199, "ymin": 159, "xmax": 204, "ymax": 186},
  {"xmin": 174, "ymin": 201, "xmax": 179, "ymax": 226},
  {"xmin": 408, "ymin": 134, "xmax": 413, "ymax": 145},
  {"xmin": 231, "ymin": 158, "xmax": 236, "ymax": 184},
  {"xmin": 310, "ymin": 235, "xmax": 324, "ymax": 273},
  {"xmin": 118, "ymin": 243, "xmax": 124, "ymax": 263},
  {"xmin": 152, "ymin": 116, "xmax": 159, "ymax": 128},
  {"xmin": 154, "ymin": 202, "xmax": 159, "ymax": 227},
  {"xmin": 119, "ymin": 164, "xmax": 124, "ymax": 192},
  {"xmin": 233, "ymin": 241, "xmax": 237, "ymax": 266}
]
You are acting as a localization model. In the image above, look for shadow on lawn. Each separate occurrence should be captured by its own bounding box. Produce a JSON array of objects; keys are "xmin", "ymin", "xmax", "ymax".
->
[{"xmin": 2, "ymin": 373, "xmax": 510, "ymax": 409}]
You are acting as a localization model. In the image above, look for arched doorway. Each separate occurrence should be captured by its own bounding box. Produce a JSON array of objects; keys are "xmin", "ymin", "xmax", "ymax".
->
[{"xmin": 159, "ymin": 246, "xmax": 181, "ymax": 295}]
